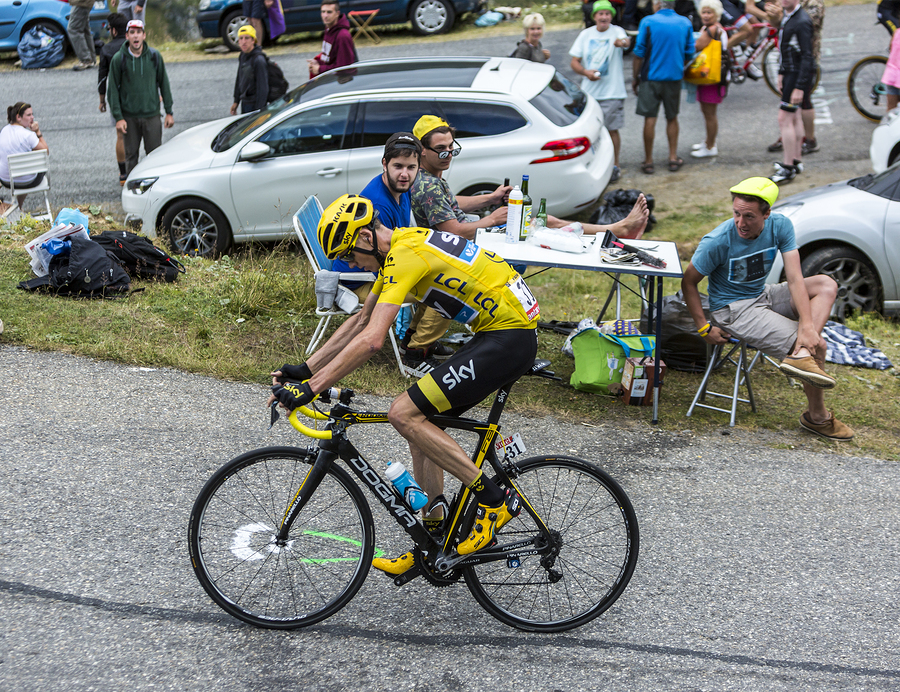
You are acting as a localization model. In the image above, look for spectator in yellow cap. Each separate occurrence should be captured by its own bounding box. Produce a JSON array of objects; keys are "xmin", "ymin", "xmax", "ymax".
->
[
  {"xmin": 230, "ymin": 24, "xmax": 269, "ymax": 115},
  {"xmin": 682, "ymin": 177, "xmax": 853, "ymax": 441},
  {"xmin": 511, "ymin": 13, "xmax": 550, "ymax": 62}
]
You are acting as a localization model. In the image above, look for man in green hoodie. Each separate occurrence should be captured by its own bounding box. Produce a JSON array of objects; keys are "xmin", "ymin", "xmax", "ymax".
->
[{"xmin": 107, "ymin": 20, "xmax": 174, "ymax": 176}]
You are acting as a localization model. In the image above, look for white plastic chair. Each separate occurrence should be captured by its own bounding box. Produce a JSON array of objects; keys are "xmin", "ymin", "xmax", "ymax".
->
[
  {"xmin": 2, "ymin": 150, "xmax": 52, "ymax": 221},
  {"xmin": 293, "ymin": 196, "xmax": 410, "ymax": 377}
]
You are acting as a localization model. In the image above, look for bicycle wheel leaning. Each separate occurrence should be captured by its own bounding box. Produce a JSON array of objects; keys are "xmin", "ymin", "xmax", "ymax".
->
[
  {"xmin": 188, "ymin": 446, "xmax": 375, "ymax": 629},
  {"xmin": 762, "ymin": 45, "xmax": 821, "ymax": 98},
  {"xmin": 464, "ymin": 455, "xmax": 639, "ymax": 632},
  {"xmin": 848, "ymin": 55, "xmax": 889, "ymax": 122}
]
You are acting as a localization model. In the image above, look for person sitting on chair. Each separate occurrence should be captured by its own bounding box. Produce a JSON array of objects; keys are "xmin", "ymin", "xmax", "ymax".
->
[
  {"xmin": 681, "ymin": 177, "xmax": 853, "ymax": 441},
  {"xmin": 0, "ymin": 102, "xmax": 48, "ymax": 213}
]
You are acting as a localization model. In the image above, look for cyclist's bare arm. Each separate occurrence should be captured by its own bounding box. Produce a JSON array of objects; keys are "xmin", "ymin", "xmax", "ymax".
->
[
  {"xmin": 307, "ymin": 301, "xmax": 401, "ymax": 394},
  {"xmin": 302, "ymin": 290, "xmax": 380, "ymax": 375}
]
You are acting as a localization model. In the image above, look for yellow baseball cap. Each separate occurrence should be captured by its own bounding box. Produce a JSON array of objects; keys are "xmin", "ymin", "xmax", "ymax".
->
[
  {"xmin": 237, "ymin": 24, "xmax": 257, "ymax": 41},
  {"xmin": 729, "ymin": 177, "xmax": 779, "ymax": 207},
  {"xmin": 413, "ymin": 115, "xmax": 450, "ymax": 142}
]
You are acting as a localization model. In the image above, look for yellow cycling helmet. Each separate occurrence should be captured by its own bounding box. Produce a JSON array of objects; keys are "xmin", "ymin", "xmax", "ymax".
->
[{"xmin": 318, "ymin": 194, "xmax": 374, "ymax": 259}]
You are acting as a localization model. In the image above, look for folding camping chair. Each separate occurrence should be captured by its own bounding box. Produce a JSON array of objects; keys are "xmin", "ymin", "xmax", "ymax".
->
[{"xmin": 2, "ymin": 149, "xmax": 52, "ymax": 221}]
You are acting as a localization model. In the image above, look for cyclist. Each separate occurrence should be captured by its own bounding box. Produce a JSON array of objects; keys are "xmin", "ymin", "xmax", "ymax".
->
[{"xmin": 268, "ymin": 194, "xmax": 541, "ymax": 574}]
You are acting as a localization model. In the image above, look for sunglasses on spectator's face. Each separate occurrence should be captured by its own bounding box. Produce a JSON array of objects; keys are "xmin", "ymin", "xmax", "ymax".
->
[{"xmin": 425, "ymin": 141, "xmax": 462, "ymax": 159}]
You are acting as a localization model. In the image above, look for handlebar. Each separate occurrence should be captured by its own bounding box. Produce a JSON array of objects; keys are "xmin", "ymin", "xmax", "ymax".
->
[{"xmin": 273, "ymin": 386, "xmax": 355, "ymax": 440}]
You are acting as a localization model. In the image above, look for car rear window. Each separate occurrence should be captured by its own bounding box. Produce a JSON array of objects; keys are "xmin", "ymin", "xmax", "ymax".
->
[
  {"xmin": 436, "ymin": 101, "xmax": 527, "ymax": 137},
  {"xmin": 528, "ymin": 73, "xmax": 587, "ymax": 127}
]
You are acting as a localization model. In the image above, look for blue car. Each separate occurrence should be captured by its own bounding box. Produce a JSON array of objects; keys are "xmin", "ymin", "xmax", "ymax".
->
[
  {"xmin": 0, "ymin": 0, "xmax": 110, "ymax": 53},
  {"xmin": 197, "ymin": 0, "xmax": 483, "ymax": 51}
]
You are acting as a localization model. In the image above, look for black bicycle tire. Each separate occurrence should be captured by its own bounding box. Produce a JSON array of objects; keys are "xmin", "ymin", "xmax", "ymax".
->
[
  {"xmin": 848, "ymin": 55, "xmax": 889, "ymax": 122},
  {"xmin": 762, "ymin": 44, "xmax": 821, "ymax": 98},
  {"xmin": 188, "ymin": 446, "xmax": 375, "ymax": 629},
  {"xmin": 463, "ymin": 455, "xmax": 639, "ymax": 632}
]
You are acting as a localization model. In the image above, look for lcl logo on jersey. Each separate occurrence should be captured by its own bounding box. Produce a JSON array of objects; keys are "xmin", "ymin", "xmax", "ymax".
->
[{"xmin": 442, "ymin": 359, "xmax": 476, "ymax": 390}]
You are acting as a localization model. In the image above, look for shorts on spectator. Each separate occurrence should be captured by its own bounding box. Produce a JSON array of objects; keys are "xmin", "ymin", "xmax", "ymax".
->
[
  {"xmin": 885, "ymin": 84, "xmax": 900, "ymax": 97},
  {"xmin": 242, "ymin": 0, "xmax": 267, "ymax": 20},
  {"xmin": 599, "ymin": 98, "xmax": 625, "ymax": 131},
  {"xmin": 0, "ymin": 172, "xmax": 45, "ymax": 190},
  {"xmin": 710, "ymin": 283, "xmax": 800, "ymax": 361},
  {"xmin": 781, "ymin": 71, "xmax": 814, "ymax": 110},
  {"xmin": 636, "ymin": 80, "xmax": 681, "ymax": 119}
]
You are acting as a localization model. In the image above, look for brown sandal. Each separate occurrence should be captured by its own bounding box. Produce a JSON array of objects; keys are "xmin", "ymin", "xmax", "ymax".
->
[
  {"xmin": 668, "ymin": 157, "xmax": 684, "ymax": 172},
  {"xmin": 641, "ymin": 162, "xmax": 655, "ymax": 174}
]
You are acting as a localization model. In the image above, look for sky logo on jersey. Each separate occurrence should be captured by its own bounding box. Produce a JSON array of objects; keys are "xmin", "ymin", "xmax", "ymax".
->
[
  {"xmin": 442, "ymin": 359, "xmax": 476, "ymax": 390},
  {"xmin": 427, "ymin": 231, "xmax": 479, "ymax": 264}
]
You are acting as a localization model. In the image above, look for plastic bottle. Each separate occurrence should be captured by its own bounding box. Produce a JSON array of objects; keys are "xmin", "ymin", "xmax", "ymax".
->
[
  {"xmin": 520, "ymin": 175, "xmax": 532, "ymax": 241},
  {"xmin": 506, "ymin": 185, "xmax": 524, "ymax": 244},
  {"xmin": 385, "ymin": 461, "xmax": 429, "ymax": 511}
]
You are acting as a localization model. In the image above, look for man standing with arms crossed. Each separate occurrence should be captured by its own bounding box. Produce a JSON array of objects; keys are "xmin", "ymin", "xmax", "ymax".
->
[
  {"xmin": 308, "ymin": 1, "xmax": 358, "ymax": 78},
  {"xmin": 107, "ymin": 20, "xmax": 174, "ymax": 176}
]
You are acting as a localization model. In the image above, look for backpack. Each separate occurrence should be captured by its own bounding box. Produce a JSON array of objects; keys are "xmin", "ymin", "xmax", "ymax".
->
[
  {"xmin": 92, "ymin": 230, "xmax": 186, "ymax": 282},
  {"xmin": 264, "ymin": 54, "xmax": 289, "ymax": 103},
  {"xmin": 18, "ymin": 235, "xmax": 131, "ymax": 298}
]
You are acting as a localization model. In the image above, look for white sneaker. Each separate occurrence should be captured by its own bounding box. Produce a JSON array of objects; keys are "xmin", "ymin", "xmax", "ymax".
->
[
  {"xmin": 746, "ymin": 63, "xmax": 763, "ymax": 80},
  {"xmin": 691, "ymin": 144, "xmax": 718, "ymax": 158},
  {"xmin": 691, "ymin": 142, "xmax": 705, "ymax": 151},
  {"xmin": 770, "ymin": 162, "xmax": 796, "ymax": 184}
]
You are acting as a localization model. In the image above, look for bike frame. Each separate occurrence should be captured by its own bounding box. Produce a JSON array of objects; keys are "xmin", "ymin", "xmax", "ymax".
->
[
  {"xmin": 275, "ymin": 374, "xmax": 557, "ymax": 580},
  {"xmin": 725, "ymin": 22, "xmax": 777, "ymax": 78}
]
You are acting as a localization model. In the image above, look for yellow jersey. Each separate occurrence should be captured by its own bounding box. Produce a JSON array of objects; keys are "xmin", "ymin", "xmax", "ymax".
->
[{"xmin": 372, "ymin": 228, "xmax": 540, "ymax": 332}]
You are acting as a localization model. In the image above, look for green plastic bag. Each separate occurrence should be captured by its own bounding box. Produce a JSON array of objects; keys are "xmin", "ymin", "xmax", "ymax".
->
[{"xmin": 570, "ymin": 330, "xmax": 656, "ymax": 394}]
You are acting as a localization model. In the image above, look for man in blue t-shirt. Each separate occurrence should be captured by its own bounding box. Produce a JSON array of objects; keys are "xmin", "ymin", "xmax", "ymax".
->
[
  {"xmin": 681, "ymin": 177, "xmax": 853, "ymax": 441},
  {"xmin": 631, "ymin": 0, "xmax": 694, "ymax": 173},
  {"xmin": 330, "ymin": 132, "xmax": 421, "ymax": 296}
]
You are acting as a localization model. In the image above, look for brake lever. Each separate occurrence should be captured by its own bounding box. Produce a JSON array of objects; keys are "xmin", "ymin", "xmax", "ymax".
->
[{"xmin": 268, "ymin": 400, "xmax": 280, "ymax": 429}]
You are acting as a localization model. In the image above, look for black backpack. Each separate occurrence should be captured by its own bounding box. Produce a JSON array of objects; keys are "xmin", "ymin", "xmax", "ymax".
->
[
  {"xmin": 92, "ymin": 230, "xmax": 186, "ymax": 282},
  {"xmin": 264, "ymin": 54, "xmax": 289, "ymax": 103},
  {"xmin": 18, "ymin": 235, "xmax": 131, "ymax": 298}
]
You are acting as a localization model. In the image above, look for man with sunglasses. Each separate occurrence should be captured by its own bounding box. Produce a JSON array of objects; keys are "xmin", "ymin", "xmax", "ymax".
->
[{"xmin": 269, "ymin": 193, "xmax": 541, "ymax": 575}]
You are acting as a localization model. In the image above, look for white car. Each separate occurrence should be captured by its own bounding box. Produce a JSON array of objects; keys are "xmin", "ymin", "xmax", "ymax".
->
[
  {"xmin": 870, "ymin": 106, "xmax": 900, "ymax": 173},
  {"xmin": 766, "ymin": 163, "xmax": 900, "ymax": 320},
  {"xmin": 123, "ymin": 56, "xmax": 615, "ymax": 257}
]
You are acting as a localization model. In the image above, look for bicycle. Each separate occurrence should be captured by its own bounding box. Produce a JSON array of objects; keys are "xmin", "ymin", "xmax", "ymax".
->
[
  {"xmin": 187, "ymin": 359, "xmax": 640, "ymax": 632},
  {"xmin": 724, "ymin": 22, "xmax": 821, "ymax": 98},
  {"xmin": 847, "ymin": 54, "xmax": 890, "ymax": 122}
]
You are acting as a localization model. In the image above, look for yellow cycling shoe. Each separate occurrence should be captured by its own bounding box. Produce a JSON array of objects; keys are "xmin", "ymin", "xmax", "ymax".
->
[
  {"xmin": 372, "ymin": 551, "xmax": 414, "ymax": 575},
  {"xmin": 457, "ymin": 489, "xmax": 521, "ymax": 556}
]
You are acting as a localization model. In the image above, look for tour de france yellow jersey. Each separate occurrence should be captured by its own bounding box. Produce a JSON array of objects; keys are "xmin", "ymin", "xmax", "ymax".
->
[{"xmin": 372, "ymin": 227, "xmax": 540, "ymax": 332}]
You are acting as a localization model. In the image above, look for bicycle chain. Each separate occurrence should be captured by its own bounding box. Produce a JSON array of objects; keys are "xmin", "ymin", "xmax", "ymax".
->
[{"xmin": 414, "ymin": 548, "xmax": 462, "ymax": 587}]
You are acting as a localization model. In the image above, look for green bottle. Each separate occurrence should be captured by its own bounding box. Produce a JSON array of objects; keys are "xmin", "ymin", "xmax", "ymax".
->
[
  {"xmin": 520, "ymin": 175, "xmax": 532, "ymax": 240},
  {"xmin": 535, "ymin": 197, "xmax": 548, "ymax": 229}
]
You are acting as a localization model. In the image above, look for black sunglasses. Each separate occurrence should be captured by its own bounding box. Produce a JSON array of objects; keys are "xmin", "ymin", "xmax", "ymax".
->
[{"xmin": 425, "ymin": 141, "xmax": 462, "ymax": 159}]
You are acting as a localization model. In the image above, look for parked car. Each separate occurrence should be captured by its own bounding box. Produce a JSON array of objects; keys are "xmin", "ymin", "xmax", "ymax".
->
[
  {"xmin": 122, "ymin": 56, "xmax": 615, "ymax": 258},
  {"xmin": 198, "ymin": 0, "xmax": 482, "ymax": 51},
  {"xmin": 765, "ymin": 162, "xmax": 900, "ymax": 320},
  {"xmin": 0, "ymin": 0, "xmax": 109, "ymax": 53},
  {"xmin": 871, "ymin": 106, "xmax": 900, "ymax": 173}
]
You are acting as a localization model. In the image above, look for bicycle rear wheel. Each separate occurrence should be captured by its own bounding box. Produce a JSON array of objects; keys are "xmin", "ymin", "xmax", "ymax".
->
[
  {"xmin": 762, "ymin": 45, "xmax": 821, "ymax": 97},
  {"xmin": 848, "ymin": 55, "xmax": 889, "ymax": 122},
  {"xmin": 464, "ymin": 455, "xmax": 639, "ymax": 632},
  {"xmin": 188, "ymin": 446, "xmax": 375, "ymax": 629}
]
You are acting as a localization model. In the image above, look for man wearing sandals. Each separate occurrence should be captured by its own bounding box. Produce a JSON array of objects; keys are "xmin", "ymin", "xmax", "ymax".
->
[
  {"xmin": 681, "ymin": 177, "xmax": 853, "ymax": 440},
  {"xmin": 268, "ymin": 194, "xmax": 542, "ymax": 574},
  {"xmin": 631, "ymin": 0, "xmax": 694, "ymax": 174}
]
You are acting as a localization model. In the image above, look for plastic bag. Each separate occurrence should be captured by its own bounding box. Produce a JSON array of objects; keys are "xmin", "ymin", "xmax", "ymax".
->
[
  {"xmin": 527, "ymin": 223, "xmax": 587, "ymax": 254},
  {"xmin": 17, "ymin": 26, "xmax": 65, "ymax": 70}
]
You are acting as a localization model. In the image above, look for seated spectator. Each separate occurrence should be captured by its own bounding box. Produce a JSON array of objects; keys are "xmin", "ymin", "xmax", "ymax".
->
[
  {"xmin": 0, "ymin": 102, "xmax": 49, "ymax": 211},
  {"xmin": 511, "ymin": 13, "xmax": 551, "ymax": 62},
  {"xmin": 230, "ymin": 25, "xmax": 269, "ymax": 115},
  {"xmin": 690, "ymin": 0, "xmax": 728, "ymax": 159},
  {"xmin": 681, "ymin": 177, "xmax": 853, "ymax": 441}
]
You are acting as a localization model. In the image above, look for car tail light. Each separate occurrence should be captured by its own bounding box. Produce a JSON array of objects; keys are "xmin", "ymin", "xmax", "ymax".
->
[{"xmin": 530, "ymin": 137, "xmax": 591, "ymax": 164}]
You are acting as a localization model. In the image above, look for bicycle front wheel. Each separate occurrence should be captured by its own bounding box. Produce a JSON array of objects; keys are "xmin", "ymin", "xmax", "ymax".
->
[
  {"xmin": 464, "ymin": 455, "xmax": 639, "ymax": 632},
  {"xmin": 188, "ymin": 446, "xmax": 375, "ymax": 629},
  {"xmin": 848, "ymin": 55, "xmax": 889, "ymax": 122}
]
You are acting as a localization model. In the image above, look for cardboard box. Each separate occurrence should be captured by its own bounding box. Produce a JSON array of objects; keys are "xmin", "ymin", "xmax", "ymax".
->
[{"xmin": 620, "ymin": 357, "xmax": 667, "ymax": 406}]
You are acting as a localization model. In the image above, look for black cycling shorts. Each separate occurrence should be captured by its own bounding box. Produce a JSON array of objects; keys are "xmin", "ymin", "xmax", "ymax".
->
[
  {"xmin": 780, "ymin": 71, "xmax": 813, "ymax": 111},
  {"xmin": 408, "ymin": 328, "xmax": 538, "ymax": 418}
]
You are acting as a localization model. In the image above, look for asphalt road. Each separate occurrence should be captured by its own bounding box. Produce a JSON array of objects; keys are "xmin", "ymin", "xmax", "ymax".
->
[
  {"xmin": 1, "ymin": 344, "xmax": 899, "ymax": 691},
  {"xmin": 1, "ymin": 4, "xmax": 886, "ymax": 215}
]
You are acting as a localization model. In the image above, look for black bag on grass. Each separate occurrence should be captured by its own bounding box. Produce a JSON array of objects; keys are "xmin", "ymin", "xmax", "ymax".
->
[
  {"xmin": 92, "ymin": 230, "xmax": 185, "ymax": 282},
  {"xmin": 640, "ymin": 290, "xmax": 710, "ymax": 372},
  {"xmin": 18, "ymin": 235, "xmax": 131, "ymax": 298}
]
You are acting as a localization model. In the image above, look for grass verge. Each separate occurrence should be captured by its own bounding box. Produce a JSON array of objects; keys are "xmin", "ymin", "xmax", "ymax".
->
[{"xmin": 1, "ymin": 205, "xmax": 898, "ymax": 461}]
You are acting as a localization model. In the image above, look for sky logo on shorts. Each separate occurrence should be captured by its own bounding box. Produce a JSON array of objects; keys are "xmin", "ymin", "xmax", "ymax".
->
[{"xmin": 442, "ymin": 359, "xmax": 476, "ymax": 390}]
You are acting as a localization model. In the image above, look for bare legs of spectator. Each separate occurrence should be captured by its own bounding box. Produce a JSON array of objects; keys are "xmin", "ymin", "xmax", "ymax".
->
[
  {"xmin": 700, "ymin": 101, "xmax": 718, "ymax": 150},
  {"xmin": 609, "ymin": 128, "xmax": 621, "ymax": 168},
  {"xmin": 795, "ymin": 275, "xmax": 838, "ymax": 421},
  {"xmin": 779, "ymin": 107, "xmax": 803, "ymax": 168},
  {"xmin": 250, "ymin": 17, "xmax": 264, "ymax": 42},
  {"xmin": 547, "ymin": 193, "xmax": 649, "ymax": 240},
  {"xmin": 665, "ymin": 117, "xmax": 679, "ymax": 163}
]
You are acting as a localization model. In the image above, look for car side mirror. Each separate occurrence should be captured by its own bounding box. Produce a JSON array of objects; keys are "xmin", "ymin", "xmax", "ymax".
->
[{"xmin": 239, "ymin": 142, "xmax": 272, "ymax": 162}]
